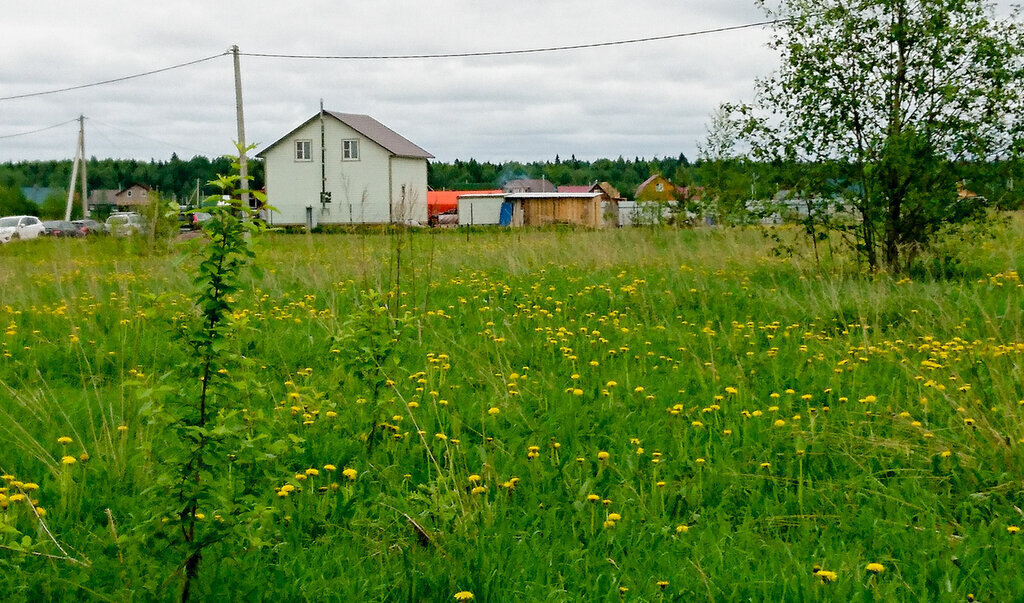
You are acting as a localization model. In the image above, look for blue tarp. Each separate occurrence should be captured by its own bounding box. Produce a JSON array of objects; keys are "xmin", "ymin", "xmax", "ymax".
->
[{"xmin": 498, "ymin": 202, "xmax": 514, "ymax": 226}]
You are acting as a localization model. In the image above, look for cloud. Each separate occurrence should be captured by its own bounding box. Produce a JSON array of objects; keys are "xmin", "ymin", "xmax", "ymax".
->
[{"xmin": 1, "ymin": 0, "xmax": 786, "ymax": 163}]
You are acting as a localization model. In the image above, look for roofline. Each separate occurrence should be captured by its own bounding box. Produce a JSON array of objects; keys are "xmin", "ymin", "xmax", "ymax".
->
[
  {"xmin": 257, "ymin": 111, "xmax": 434, "ymax": 159},
  {"xmin": 504, "ymin": 192, "xmax": 602, "ymax": 199}
]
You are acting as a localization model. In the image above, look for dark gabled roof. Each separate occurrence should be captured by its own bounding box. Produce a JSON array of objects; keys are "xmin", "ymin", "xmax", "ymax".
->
[
  {"xmin": 503, "ymin": 179, "xmax": 556, "ymax": 193},
  {"xmin": 257, "ymin": 111, "xmax": 433, "ymax": 159}
]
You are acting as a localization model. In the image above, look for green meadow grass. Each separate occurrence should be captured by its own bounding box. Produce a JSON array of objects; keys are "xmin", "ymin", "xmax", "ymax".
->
[{"xmin": 1, "ymin": 220, "xmax": 1023, "ymax": 601}]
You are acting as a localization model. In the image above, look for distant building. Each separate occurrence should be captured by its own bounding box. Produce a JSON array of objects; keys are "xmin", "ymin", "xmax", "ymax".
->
[
  {"xmin": 503, "ymin": 178, "xmax": 555, "ymax": 194},
  {"xmin": 20, "ymin": 186, "xmax": 54, "ymax": 205},
  {"xmin": 88, "ymin": 184, "xmax": 152, "ymax": 212},
  {"xmin": 634, "ymin": 174, "xmax": 678, "ymax": 202},
  {"xmin": 428, "ymin": 189, "xmax": 502, "ymax": 219},
  {"xmin": 556, "ymin": 185, "xmax": 594, "ymax": 194},
  {"xmin": 258, "ymin": 110, "xmax": 433, "ymax": 228}
]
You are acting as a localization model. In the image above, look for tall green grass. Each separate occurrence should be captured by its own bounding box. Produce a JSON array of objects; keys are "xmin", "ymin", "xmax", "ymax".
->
[{"xmin": 1, "ymin": 218, "xmax": 1023, "ymax": 600}]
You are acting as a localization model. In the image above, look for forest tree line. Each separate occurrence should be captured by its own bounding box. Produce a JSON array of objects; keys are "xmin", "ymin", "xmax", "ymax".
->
[{"xmin": 1, "ymin": 153, "xmax": 1020, "ymax": 219}]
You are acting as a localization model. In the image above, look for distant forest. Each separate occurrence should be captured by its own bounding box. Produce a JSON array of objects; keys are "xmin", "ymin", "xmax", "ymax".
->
[{"xmin": 1, "ymin": 153, "xmax": 1021, "ymax": 218}]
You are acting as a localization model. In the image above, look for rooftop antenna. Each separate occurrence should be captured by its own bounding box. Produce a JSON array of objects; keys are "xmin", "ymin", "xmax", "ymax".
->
[{"xmin": 320, "ymin": 98, "xmax": 330, "ymax": 207}]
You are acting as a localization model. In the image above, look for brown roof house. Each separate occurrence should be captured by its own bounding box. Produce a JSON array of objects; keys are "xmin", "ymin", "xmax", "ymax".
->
[
  {"xmin": 257, "ymin": 110, "xmax": 433, "ymax": 228},
  {"xmin": 503, "ymin": 178, "xmax": 556, "ymax": 194},
  {"xmin": 88, "ymin": 184, "xmax": 153, "ymax": 212}
]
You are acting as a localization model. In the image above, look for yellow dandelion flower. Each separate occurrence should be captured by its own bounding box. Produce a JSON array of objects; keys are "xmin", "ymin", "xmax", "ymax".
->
[
  {"xmin": 57, "ymin": 436, "xmax": 73, "ymax": 446},
  {"xmin": 865, "ymin": 562, "xmax": 885, "ymax": 574},
  {"xmin": 453, "ymin": 591, "xmax": 474, "ymax": 601},
  {"xmin": 597, "ymin": 451, "xmax": 610, "ymax": 461},
  {"xmin": 61, "ymin": 455, "xmax": 77, "ymax": 465},
  {"xmin": 342, "ymin": 468, "xmax": 357, "ymax": 481},
  {"xmin": 1008, "ymin": 525, "xmax": 1021, "ymax": 534}
]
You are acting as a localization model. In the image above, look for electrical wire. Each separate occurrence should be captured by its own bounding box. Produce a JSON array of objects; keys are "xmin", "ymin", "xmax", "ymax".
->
[
  {"xmin": 0, "ymin": 52, "xmax": 229, "ymax": 102},
  {"xmin": 0, "ymin": 118, "xmax": 78, "ymax": 139},
  {"xmin": 88, "ymin": 117, "xmax": 216, "ymax": 157},
  {"xmin": 1, "ymin": 19, "xmax": 784, "ymax": 103},
  {"xmin": 240, "ymin": 20, "xmax": 783, "ymax": 60}
]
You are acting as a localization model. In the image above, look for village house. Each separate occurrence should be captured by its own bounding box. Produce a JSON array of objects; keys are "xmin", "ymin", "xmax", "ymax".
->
[
  {"xmin": 258, "ymin": 111, "xmax": 433, "ymax": 228},
  {"xmin": 87, "ymin": 184, "xmax": 152, "ymax": 212},
  {"xmin": 502, "ymin": 178, "xmax": 555, "ymax": 194}
]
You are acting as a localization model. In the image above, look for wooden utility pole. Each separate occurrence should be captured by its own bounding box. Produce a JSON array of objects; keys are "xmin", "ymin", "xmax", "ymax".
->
[
  {"xmin": 231, "ymin": 45, "xmax": 250, "ymax": 208},
  {"xmin": 64, "ymin": 114, "xmax": 87, "ymax": 220}
]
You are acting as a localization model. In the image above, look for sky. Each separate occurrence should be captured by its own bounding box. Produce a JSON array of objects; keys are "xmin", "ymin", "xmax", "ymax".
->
[{"xmin": 0, "ymin": 1, "xmax": 1014, "ymax": 164}]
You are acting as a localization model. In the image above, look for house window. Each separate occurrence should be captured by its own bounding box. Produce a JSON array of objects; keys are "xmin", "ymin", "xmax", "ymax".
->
[
  {"xmin": 127, "ymin": 190, "xmax": 133, "ymax": 198},
  {"xmin": 342, "ymin": 139, "xmax": 360, "ymax": 161},
  {"xmin": 295, "ymin": 139, "xmax": 312, "ymax": 161},
  {"xmin": 655, "ymin": 183, "xmax": 664, "ymax": 192}
]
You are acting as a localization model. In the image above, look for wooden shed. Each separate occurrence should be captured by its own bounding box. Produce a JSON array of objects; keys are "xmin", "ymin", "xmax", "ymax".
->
[{"xmin": 504, "ymin": 192, "xmax": 604, "ymax": 228}]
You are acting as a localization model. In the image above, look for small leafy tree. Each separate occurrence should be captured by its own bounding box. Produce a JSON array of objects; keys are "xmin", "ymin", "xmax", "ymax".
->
[
  {"xmin": 143, "ymin": 150, "xmax": 268, "ymax": 601},
  {"xmin": 736, "ymin": 0, "xmax": 1024, "ymax": 270}
]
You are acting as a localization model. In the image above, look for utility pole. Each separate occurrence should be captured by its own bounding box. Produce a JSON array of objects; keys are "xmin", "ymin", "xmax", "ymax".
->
[
  {"xmin": 65, "ymin": 114, "xmax": 87, "ymax": 221},
  {"xmin": 231, "ymin": 45, "xmax": 250, "ymax": 208}
]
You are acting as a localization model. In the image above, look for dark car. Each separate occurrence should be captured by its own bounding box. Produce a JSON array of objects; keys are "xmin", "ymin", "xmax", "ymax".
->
[
  {"xmin": 42, "ymin": 220, "xmax": 87, "ymax": 237},
  {"xmin": 72, "ymin": 219, "xmax": 107, "ymax": 235}
]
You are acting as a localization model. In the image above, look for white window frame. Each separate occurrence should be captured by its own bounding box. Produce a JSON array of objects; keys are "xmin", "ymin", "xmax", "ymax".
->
[
  {"xmin": 295, "ymin": 139, "xmax": 312, "ymax": 162},
  {"xmin": 342, "ymin": 139, "xmax": 360, "ymax": 161}
]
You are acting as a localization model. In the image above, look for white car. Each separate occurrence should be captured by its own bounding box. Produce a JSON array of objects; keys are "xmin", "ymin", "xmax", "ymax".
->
[
  {"xmin": 105, "ymin": 212, "xmax": 145, "ymax": 237},
  {"xmin": 0, "ymin": 215, "xmax": 46, "ymax": 244}
]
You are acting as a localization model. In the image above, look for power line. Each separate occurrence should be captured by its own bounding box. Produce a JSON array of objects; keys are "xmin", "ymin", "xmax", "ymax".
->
[
  {"xmin": 0, "ymin": 52, "xmax": 229, "ymax": 102},
  {"xmin": 0, "ymin": 118, "xmax": 78, "ymax": 139},
  {"xmin": 88, "ymin": 117, "xmax": 216, "ymax": 157},
  {"xmin": 241, "ymin": 20, "xmax": 783, "ymax": 60}
]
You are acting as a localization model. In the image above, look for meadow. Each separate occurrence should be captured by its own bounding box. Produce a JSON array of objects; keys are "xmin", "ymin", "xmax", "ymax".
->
[{"xmin": 1, "ymin": 220, "xmax": 1023, "ymax": 601}]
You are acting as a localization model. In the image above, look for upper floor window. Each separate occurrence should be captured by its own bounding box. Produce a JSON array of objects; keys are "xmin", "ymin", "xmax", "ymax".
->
[
  {"xmin": 295, "ymin": 139, "xmax": 312, "ymax": 161},
  {"xmin": 343, "ymin": 139, "xmax": 360, "ymax": 161}
]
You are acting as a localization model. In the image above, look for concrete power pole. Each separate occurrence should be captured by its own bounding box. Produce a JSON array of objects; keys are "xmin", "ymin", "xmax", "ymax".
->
[
  {"xmin": 79, "ymin": 115, "xmax": 88, "ymax": 218},
  {"xmin": 231, "ymin": 45, "xmax": 250, "ymax": 208},
  {"xmin": 64, "ymin": 114, "xmax": 86, "ymax": 221}
]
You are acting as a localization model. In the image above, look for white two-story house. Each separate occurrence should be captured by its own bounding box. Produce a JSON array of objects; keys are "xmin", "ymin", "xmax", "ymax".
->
[{"xmin": 258, "ymin": 111, "xmax": 433, "ymax": 227}]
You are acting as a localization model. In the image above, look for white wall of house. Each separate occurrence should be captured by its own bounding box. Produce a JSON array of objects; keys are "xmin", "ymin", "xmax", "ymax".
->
[{"xmin": 263, "ymin": 118, "xmax": 428, "ymax": 226}]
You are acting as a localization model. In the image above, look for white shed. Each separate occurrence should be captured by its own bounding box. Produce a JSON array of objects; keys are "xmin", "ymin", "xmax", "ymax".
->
[
  {"xmin": 257, "ymin": 111, "xmax": 433, "ymax": 227},
  {"xmin": 457, "ymin": 193, "xmax": 506, "ymax": 226}
]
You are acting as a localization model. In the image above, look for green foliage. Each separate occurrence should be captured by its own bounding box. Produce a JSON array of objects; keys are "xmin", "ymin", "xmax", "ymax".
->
[
  {"xmin": 3, "ymin": 211, "xmax": 1024, "ymax": 599},
  {"xmin": 139, "ymin": 150, "xmax": 270, "ymax": 600},
  {"xmin": 737, "ymin": 0, "xmax": 1024, "ymax": 270},
  {"xmin": 0, "ymin": 185, "xmax": 37, "ymax": 217}
]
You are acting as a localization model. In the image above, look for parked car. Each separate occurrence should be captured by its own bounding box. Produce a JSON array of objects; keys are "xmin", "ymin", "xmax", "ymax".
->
[
  {"xmin": 42, "ymin": 220, "xmax": 87, "ymax": 238},
  {"xmin": 0, "ymin": 215, "xmax": 46, "ymax": 244},
  {"xmin": 105, "ymin": 212, "xmax": 145, "ymax": 237},
  {"xmin": 72, "ymin": 219, "xmax": 108, "ymax": 235}
]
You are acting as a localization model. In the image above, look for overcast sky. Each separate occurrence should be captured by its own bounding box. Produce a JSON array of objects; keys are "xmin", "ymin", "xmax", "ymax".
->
[{"xmin": 0, "ymin": 1, "xmax": 1015, "ymax": 164}]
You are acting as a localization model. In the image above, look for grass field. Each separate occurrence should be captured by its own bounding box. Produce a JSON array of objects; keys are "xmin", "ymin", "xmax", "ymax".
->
[{"xmin": 1, "ymin": 221, "xmax": 1023, "ymax": 601}]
